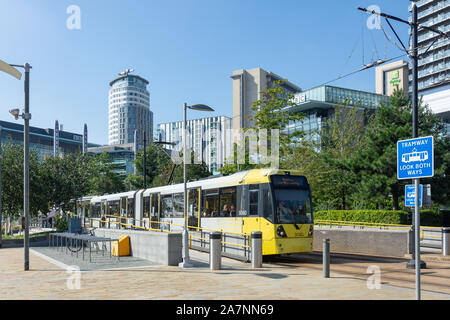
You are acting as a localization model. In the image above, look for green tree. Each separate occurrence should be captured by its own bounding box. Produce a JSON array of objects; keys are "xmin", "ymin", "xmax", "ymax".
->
[
  {"xmin": 250, "ymin": 80, "xmax": 305, "ymax": 152},
  {"xmin": 168, "ymin": 149, "xmax": 212, "ymax": 184},
  {"xmin": 88, "ymin": 152, "xmax": 125, "ymax": 195},
  {"xmin": 1, "ymin": 142, "xmax": 46, "ymax": 233},
  {"xmin": 40, "ymin": 153, "xmax": 89, "ymax": 213},
  {"xmin": 125, "ymin": 143, "xmax": 172, "ymax": 189},
  {"xmin": 283, "ymin": 103, "xmax": 367, "ymax": 210},
  {"xmin": 319, "ymin": 104, "xmax": 367, "ymax": 210}
]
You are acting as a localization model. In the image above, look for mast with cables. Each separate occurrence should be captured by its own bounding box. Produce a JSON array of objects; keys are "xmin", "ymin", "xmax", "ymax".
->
[{"xmin": 359, "ymin": 1, "xmax": 450, "ymax": 301}]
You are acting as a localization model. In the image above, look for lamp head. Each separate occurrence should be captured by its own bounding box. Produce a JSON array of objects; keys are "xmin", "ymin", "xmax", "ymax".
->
[
  {"xmin": 9, "ymin": 108, "xmax": 20, "ymax": 120},
  {"xmin": 188, "ymin": 104, "xmax": 215, "ymax": 112}
]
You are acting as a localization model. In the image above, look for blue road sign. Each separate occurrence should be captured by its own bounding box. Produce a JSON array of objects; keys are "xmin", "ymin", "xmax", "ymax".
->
[
  {"xmin": 397, "ymin": 136, "xmax": 434, "ymax": 180},
  {"xmin": 405, "ymin": 184, "xmax": 423, "ymax": 207}
]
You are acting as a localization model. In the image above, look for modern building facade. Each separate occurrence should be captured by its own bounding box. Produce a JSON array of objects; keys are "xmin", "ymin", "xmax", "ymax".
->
[
  {"xmin": 231, "ymin": 68, "xmax": 302, "ymax": 133},
  {"xmin": 157, "ymin": 116, "xmax": 232, "ymax": 174},
  {"xmin": 410, "ymin": 0, "xmax": 450, "ymax": 131},
  {"xmin": 0, "ymin": 120, "xmax": 99, "ymax": 158},
  {"xmin": 285, "ymin": 85, "xmax": 390, "ymax": 143},
  {"xmin": 108, "ymin": 69, "xmax": 153, "ymax": 146},
  {"xmin": 88, "ymin": 143, "xmax": 135, "ymax": 178},
  {"xmin": 376, "ymin": 60, "xmax": 410, "ymax": 96}
]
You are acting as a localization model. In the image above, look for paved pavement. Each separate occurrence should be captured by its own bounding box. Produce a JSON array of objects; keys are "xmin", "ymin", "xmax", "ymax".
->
[{"xmin": 0, "ymin": 246, "xmax": 449, "ymax": 300}]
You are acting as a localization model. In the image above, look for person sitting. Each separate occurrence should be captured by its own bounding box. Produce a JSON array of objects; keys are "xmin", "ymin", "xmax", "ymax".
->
[
  {"xmin": 229, "ymin": 204, "xmax": 236, "ymax": 217},
  {"xmin": 221, "ymin": 204, "xmax": 230, "ymax": 217}
]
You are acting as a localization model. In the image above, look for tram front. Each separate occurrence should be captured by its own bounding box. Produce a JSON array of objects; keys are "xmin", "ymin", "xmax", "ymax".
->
[{"xmin": 268, "ymin": 174, "xmax": 314, "ymax": 255}]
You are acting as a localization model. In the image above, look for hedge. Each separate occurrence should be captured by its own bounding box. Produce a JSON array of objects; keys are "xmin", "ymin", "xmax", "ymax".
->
[{"xmin": 314, "ymin": 210, "xmax": 443, "ymax": 227}]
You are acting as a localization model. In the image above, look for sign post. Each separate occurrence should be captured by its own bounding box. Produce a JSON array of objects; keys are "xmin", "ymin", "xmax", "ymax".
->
[{"xmin": 397, "ymin": 135, "xmax": 434, "ymax": 300}]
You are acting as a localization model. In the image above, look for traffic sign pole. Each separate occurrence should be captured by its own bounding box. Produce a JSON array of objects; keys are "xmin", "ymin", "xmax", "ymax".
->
[{"xmin": 414, "ymin": 178, "xmax": 421, "ymax": 301}]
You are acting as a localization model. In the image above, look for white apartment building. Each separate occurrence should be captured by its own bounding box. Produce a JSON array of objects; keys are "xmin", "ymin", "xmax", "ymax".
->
[{"xmin": 157, "ymin": 116, "xmax": 232, "ymax": 174}]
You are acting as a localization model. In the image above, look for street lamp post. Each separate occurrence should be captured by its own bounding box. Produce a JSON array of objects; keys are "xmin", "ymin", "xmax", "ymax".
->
[
  {"xmin": 179, "ymin": 103, "xmax": 214, "ymax": 268},
  {"xmin": 143, "ymin": 131, "xmax": 147, "ymax": 189},
  {"xmin": 0, "ymin": 60, "xmax": 31, "ymax": 271},
  {"xmin": 0, "ymin": 126, "xmax": 2, "ymax": 249}
]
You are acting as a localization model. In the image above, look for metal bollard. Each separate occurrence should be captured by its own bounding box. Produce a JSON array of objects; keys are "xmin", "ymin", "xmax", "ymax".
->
[
  {"xmin": 323, "ymin": 238, "xmax": 330, "ymax": 278},
  {"xmin": 443, "ymin": 228, "xmax": 450, "ymax": 256},
  {"xmin": 209, "ymin": 232, "xmax": 222, "ymax": 270},
  {"xmin": 251, "ymin": 231, "xmax": 263, "ymax": 268},
  {"xmin": 408, "ymin": 228, "xmax": 414, "ymax": 254}
]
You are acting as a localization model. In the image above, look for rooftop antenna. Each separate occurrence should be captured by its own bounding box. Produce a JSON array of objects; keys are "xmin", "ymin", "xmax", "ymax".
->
[{"xmin": 119, "ymin": 68, "xmax": 134, "ymax": 77}]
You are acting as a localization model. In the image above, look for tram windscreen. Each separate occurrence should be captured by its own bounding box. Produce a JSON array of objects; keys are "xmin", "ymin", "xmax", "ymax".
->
[{"xmin": 271, "ymin": 175, "xmax": 313, "ymax": 225}]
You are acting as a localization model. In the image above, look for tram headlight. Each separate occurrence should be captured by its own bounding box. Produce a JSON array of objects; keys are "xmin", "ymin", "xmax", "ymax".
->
[{"xmin": 277, "ymin": 226, "xmax": 287, "ymax": 238}]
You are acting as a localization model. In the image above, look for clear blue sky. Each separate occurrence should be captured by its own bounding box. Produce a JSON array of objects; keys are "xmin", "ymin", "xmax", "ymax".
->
[{"xmin": 0, "ymin": 0, "xmax": 411, "ymax": 145}]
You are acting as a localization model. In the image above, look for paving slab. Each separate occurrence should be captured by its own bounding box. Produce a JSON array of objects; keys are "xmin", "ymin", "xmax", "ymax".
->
[{"xmin": 0, "ymin": 247, "xmax": 448, "ymax": 300}]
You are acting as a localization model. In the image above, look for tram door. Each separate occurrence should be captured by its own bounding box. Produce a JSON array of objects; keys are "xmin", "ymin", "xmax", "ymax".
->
[
  {"xmin": 150, "ymin": 193, "xmax": 160, "ymax": 230},
  {"xmin": 188, "ymin": 188, "xmax": 201, "ymax": 230},
  {"xmin": 120, "ymin": 197, "xmax": 127, "ymax": 229},
  {"xmin": 101, "ymin": 201, "xmax": 107, "ymax": 228}
]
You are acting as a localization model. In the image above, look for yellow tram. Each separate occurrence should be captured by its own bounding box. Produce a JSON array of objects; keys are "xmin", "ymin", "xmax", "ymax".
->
[{"xmin": 81, "ymin": 169, "xmax": 314, "ymax": 256}]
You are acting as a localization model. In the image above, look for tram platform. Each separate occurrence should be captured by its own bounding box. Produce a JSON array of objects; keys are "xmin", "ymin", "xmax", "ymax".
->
[{"xmin": 0, "ymin": 246, "xmax": 449, "ymax": 300}]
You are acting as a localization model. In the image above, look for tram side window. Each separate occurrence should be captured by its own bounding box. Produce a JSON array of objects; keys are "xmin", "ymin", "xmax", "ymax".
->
[
  {"xmin": 173, "ymin": 193, "xmax": 184, "ymax": 217},
  {"xmin": 249, "ymin": 185, "xmax": 259, "ymax": 216},
  {"xmin": 203, "ymin": 189, "xmax": 219, "ymax": 217},
  {"xmin": 150, "ymin": 194, "xmax": 159, "ymax": 217},
  {"xmin": 143, "ymin": 196, "xmax": 150, "ymax": 218},
  {"xmin": 219, "ymin": 187, "xmax": 237, "ymax": 217},
  {"xmin": 161, "ymin": 195, "xmax": 173, "ymax": 218},
  {"xmin": 108, "ymin": 200, "xmax": 120, "ymax": 216},
  {"xmin": 127, "ymin": 199, "xmax": 134, "ymax": 218},
  {"xmin": 92, "ymin": 203, "xmax": 101, "ymax": 218}
]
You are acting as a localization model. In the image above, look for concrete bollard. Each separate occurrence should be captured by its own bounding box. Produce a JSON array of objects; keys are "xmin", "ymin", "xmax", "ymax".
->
[
  {"xmin": 251, "ymin": 231, "xmax": 263, "ymax": 268},
  {"xmin": 323, "ymin": 238, "xmax": 330, "ymax": 278},
  {"xmin": 209, "ymin": 232, "xmax": 222, "ymax": 270},
  {"xmin": 443, "ymin": 228, "xmax": 450, "ymax": 256}
]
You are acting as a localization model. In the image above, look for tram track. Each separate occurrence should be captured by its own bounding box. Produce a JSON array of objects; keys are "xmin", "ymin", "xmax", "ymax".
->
[{"xmin": 266, "ymin": 252, "xmax": 450, "ymax": 296}]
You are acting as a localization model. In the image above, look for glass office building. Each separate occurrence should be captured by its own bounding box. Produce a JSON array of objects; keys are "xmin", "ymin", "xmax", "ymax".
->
[
  {"xmin": 88, "ymin": 144, "xmax": 135, "ymax": 178},
  {"xmin": 284, "ymin": 85, "xmax": 390, "ymax": 143}
]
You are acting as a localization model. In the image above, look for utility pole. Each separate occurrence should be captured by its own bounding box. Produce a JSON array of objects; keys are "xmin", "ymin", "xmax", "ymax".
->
[
  {"xmin": 410, "ymin": 2, "xmax": 423, "ymax": 300},
  {"xmin": 23, "ymin": 63, "xmax": 31, "ymax": 271}
]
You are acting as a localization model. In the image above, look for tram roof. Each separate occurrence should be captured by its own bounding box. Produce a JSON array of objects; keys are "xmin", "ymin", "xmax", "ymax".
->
[
  {"xmin": 142, "ymin": 168, "xmax": 304, "ymax": 196},
  {"xmin": 85, "ymin": 169, "xmax": 306, "ymax": 201},
  {"xmin": 90, "ymin": 190, "xmax": 137, "ymax": 203}
]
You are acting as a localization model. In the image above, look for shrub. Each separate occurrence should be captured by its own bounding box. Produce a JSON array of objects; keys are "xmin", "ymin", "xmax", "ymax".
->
[
  {"xmin": 314, "ymin": 210, "xmax": 443, "ymax": 227},
  {"xmin": 54, "ymin": 215, "xmax": 68, "ymax": 232}
]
